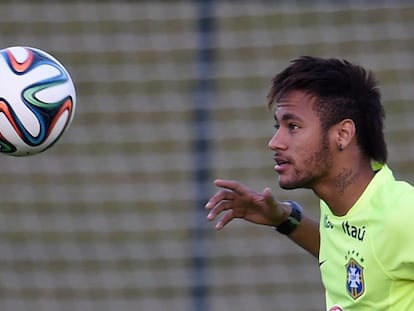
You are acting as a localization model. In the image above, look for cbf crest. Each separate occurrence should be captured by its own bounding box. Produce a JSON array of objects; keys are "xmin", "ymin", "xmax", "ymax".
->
[{"xmin": 345, "ymin": 257, "xmax": 365, "ymax": 299}]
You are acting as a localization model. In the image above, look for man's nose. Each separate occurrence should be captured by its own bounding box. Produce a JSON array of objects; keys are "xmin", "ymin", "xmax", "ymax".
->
[{"xmin": 268, "ymin": 131, "xmax": 287, "ymax": 151}]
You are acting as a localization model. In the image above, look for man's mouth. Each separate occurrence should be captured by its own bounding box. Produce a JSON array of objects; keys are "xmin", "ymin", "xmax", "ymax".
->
[{"xmin": 274, "ymin": 156, "xmax": 290, "ymax": 172}]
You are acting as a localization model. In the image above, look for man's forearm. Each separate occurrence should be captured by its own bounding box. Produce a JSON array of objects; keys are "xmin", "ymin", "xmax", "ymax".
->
[{"xmin": 286, "ymin": 215, "xmax": 320, "ymax": 258}]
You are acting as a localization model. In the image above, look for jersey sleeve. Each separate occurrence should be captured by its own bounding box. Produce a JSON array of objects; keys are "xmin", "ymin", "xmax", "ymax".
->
[{"xmin": 379, "ymin": 187, "xmax": 414, "ymax": 281}]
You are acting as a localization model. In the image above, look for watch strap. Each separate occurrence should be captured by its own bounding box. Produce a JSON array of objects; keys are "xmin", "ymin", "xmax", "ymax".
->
[{"xmin": 274, "ymin": 200, "xmax": 303, "ymax": 235}]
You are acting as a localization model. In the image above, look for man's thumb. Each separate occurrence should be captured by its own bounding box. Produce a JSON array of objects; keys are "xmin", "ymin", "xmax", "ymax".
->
[{"xmin": 263, "ymin": 187, "xmax": 275, "ymax": 205}]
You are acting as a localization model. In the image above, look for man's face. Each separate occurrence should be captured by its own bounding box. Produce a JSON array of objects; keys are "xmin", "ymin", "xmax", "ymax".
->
[{"xmin": 268, "ymin": 90, "xmax": 334, "ymax": 190}]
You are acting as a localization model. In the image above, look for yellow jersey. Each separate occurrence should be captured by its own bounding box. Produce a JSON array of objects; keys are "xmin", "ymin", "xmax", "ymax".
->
[{"xmin": 319, "ymin": 165, "xmax": 414, "ymax": 310}]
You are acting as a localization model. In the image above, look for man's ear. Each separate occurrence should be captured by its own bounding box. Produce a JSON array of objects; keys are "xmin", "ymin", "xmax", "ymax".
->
[{"xmin": 335, "ymin": 119, "xmax": 356, "ymax": 150}]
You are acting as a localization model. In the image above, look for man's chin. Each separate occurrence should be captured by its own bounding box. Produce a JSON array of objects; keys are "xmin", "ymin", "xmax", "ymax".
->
[
  {"xmin": 278, "ymin": 177, "xmax": 308, "ymax": 190},
  {"xmin": 279, "ymin": 179, "xmax": 312, "ymax": 190},
  {"xmin": 278, "ymin": 179, "xmax": 297, "ymax": 190},
  {"xmin": 279, "ymin": 183, "xmax": 297, "ymax": 190}
]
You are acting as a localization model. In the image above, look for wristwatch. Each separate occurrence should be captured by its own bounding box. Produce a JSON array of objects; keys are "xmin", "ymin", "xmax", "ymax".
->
[{"xmin": 274, "ymin": 200, "xmax": 303, "ymax": 235}]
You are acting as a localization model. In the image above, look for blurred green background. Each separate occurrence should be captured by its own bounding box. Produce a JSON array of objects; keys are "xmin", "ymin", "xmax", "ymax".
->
[{"xmin": 0, "ymin": 1, "xmax": 413, "ymax": 311}]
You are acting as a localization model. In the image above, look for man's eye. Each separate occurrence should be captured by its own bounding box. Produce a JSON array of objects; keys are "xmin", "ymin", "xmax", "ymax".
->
[
  {"xmin": 274, "ymin": 124, "xmax": 280, "ymax": 130},
  {"xmin": 289, "ymin": 123, "xmax": 299, "ymax": 130}
]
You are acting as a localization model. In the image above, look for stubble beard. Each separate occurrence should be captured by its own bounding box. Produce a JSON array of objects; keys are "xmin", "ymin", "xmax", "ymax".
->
[{"xmin": 278, "ymin": 133, "xmax": 333, "ymax": 190}]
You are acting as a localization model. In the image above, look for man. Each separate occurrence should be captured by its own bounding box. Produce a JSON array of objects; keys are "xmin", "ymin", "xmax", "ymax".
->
[{"xmin": 205, "ymin": 57, "xmax": 414, "ymax": 310}]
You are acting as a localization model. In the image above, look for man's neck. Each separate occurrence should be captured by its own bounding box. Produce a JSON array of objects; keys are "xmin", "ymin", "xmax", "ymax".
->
[{"xmin": 313, "ymin": 161, "xmax": 375, "ymax": 216}]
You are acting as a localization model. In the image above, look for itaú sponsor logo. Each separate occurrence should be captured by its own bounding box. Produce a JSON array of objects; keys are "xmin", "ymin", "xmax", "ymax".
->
[
  {"xmin": 328, "ymin": 305, "xmax": 343, "ymax": 311},
  {"xmin": 342, "ymin": 220, "xmax": 366, "ymax": 241}
]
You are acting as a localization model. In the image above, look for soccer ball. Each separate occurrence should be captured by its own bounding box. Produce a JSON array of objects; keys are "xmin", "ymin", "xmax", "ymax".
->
[{"xmin": 0, "ymin": 46, "xmax": 76, "ymax": 156}]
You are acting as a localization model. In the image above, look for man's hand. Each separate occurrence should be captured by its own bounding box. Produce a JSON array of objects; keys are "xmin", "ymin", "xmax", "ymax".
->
[{"xmin": 205, "ymin": 179, "xmax": 289, "ymax": 230}]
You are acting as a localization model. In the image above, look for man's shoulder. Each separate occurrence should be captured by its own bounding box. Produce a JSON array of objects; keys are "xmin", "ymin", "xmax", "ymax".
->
[
  {"xmin": 374, "ymin": 165, "xmax": 414, "ymax": 204},
  {"xmin": 375, "ymin": 178, "xmax": 414, "ymax": 237}
]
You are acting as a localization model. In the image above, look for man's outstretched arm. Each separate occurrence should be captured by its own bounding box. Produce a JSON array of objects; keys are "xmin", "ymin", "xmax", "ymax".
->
[{"xmin": 205, "ymin": 179, "xmax": 320, "ymax": 258}]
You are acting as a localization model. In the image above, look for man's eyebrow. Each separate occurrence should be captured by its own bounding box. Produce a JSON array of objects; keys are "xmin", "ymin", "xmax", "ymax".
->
[{"xmin": 274, "ymin": 113, "xmax": 303, "ymax": 122}]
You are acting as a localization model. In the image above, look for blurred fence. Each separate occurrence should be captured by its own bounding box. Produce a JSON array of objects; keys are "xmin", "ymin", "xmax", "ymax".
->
[{"xmin": 0, "ymin": 1, "xmax": 413, "ymax": 311}]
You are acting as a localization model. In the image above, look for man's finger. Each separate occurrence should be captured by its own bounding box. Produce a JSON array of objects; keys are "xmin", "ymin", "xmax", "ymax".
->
[
  {"xmin": 214, "ymin": 179, "xmax": 248, "ymax": 195},
  {"xmin": 207, "ymin": 200, "xmax": 232, "ymax": 220},
  {"xmin": 214, "ymin": 210, "xmax": 235, "ymax": 230},
  {"xmin": 205, "ymin": 189, "xmax": 236, "ymax": 210}
]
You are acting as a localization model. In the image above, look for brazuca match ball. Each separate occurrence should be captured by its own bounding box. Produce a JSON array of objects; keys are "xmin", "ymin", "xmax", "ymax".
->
[{"xmin": 0, "ymin": 46, "xmax": 76, "ymax": 156}]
